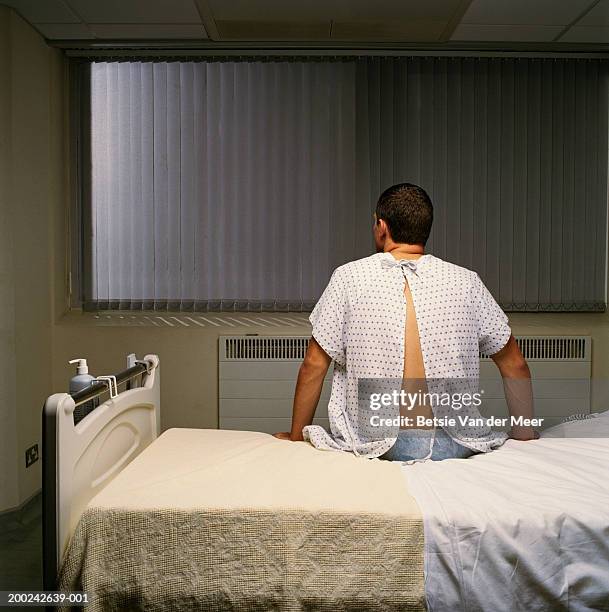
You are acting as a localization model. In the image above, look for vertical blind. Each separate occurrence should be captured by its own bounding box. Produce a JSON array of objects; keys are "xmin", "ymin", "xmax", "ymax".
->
[
  {"xmin": 361, "ymin": 57, "xmax": 608, "ymax": 311},
  {"xmin": 85, "ymin": 57, "xmax": 608, "ymax": 312},
  {"xmin": 88, "ymin": 60, "xmax": 364, "ymax": 310}
]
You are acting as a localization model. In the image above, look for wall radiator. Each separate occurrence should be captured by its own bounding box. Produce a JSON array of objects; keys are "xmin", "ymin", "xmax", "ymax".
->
[{"xmin": 219, "ymin": 335, "xmax": 591, "ymax": 433}]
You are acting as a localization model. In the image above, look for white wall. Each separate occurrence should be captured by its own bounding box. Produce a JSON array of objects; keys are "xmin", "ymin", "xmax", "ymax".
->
[
  {"xmin": 0, "ymin": 5, "xmax": 65, "ymax": 510},
  {"xmin": 0, "ymin": 5, "xmax": 19, "ymax": 512}
]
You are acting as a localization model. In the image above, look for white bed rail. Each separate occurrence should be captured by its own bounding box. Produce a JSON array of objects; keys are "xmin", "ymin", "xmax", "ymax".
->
[{"xmin": 42, "ymin": 354, "xmax": 160, "ymax": 589}]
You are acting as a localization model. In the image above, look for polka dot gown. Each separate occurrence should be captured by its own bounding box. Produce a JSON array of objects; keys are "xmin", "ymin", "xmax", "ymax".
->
[{"xmin": 302, "ymin": 252, "xmax": 511, "ymax": 458}]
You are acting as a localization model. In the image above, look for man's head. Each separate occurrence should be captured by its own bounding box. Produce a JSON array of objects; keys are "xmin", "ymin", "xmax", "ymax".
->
[{"xmin": 373, "ymin": 183, "xmax": 433, "ymax": 252}]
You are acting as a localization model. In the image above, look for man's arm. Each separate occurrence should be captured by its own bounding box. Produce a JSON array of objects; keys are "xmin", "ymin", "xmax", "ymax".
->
[
  {"xmin": 491, "ymin": 335, "xmax": 537, "ymax": 441},
  {"xmin": 273, "ymin": 337, "xmax": 331, "ymax": 441}
]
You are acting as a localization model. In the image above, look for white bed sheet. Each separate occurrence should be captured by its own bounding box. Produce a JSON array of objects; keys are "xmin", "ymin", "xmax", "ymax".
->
[{"xmin": 403, "ymin": 412, "xmax": 609, "ymax": 612}]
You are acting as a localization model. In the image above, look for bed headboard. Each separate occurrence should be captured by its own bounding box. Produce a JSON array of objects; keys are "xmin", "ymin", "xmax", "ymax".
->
[{"xmin": 42, "ymin": 354, "xmax": 160, "ymax": 589}]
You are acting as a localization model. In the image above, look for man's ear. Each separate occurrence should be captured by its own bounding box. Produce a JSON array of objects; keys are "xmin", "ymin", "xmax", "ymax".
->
[{"xmin": 377, "ymin": 218, "xmax": 389, "ymax": 238}]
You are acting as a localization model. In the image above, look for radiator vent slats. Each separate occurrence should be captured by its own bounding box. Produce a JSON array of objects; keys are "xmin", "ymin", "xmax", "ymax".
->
[
  {"xmin": 223, "ymin": 336, "xmax": 310, "ymax": 360},
  {"xmin": 221, "ymin": 336, "xmax": 590, "ymax": 362},
  {"xmin": 480, "ymin": 336, "xmax": 589, "ymax": 361}
]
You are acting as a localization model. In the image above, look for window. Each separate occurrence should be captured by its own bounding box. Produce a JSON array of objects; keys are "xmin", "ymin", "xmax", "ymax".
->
[
  {"xmin": 84, "ymin": 60, "xmax": 362, "ymax": 311},
  {"xmin": 78, "ymin": 57, "xmax": 608, "ymax": 312}
]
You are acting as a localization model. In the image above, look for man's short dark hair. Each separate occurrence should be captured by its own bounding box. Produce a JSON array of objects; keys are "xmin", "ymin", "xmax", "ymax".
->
[{"xmin": 375, "ymin": 183, "xmax": 433, "ymax": 246}]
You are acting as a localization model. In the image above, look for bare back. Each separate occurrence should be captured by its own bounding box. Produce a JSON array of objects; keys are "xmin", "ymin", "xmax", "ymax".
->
[{"xmin": 401, "ymin": 281, "xmax": 433, "ymax": 427}]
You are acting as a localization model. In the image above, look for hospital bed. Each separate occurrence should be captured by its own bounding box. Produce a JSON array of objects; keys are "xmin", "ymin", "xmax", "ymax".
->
[
  {"xmin": 43, "ymin": 355, "xmax": 609, "ymax": 611},
  {"xmin": 42, "ymin": 355, "xmax": 425, "ymax": 611}
]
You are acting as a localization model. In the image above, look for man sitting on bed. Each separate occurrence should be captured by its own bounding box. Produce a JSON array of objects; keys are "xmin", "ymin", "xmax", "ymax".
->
[{"xmin": 274, "ymin": 183, "xmax": 537, "ymax": 462}]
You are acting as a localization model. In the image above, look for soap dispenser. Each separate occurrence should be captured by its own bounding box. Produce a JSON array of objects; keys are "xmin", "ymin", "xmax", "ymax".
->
[{"xmin": 69, "ymin": 358, "xmax": 97, "ymax": 422}]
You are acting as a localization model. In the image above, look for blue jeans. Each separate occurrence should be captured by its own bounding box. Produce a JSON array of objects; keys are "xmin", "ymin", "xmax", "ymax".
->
[{"xmin": 380, "ymin": 428, "xmax": 476, "ymax": 462}]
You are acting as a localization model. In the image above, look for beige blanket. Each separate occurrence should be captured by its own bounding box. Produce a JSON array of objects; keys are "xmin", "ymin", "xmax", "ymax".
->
[{"xmin": 59, "ymin": 428, "xmax": 425, "ymax": 611}]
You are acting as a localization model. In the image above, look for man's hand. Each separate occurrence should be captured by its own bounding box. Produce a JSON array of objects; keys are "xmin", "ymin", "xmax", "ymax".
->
[
  {"xmin": 273, "ymin": 432, "xmax": 295, "ymax": 441},
  {"xmin": 509, "ymin": 429, "xmax": 540, "ymax": 441}
]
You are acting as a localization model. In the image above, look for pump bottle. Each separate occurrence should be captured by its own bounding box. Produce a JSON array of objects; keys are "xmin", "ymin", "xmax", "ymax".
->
[{"xmin": 68, "ymin": 358, "xmax": 97, "ymax": 422}]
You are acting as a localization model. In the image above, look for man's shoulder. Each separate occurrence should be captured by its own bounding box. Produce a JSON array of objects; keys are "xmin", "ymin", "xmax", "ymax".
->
[
  {"xmin": 426, "ymin": 255, "xmax": 479, "ymax": 283},
  {"xmin": 333, "ymin": 253, "xmax": 383, "ymax": 278}
]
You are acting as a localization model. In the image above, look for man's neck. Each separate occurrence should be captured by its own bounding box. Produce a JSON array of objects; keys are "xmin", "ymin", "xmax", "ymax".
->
[{"xmin": 385, "ymin": 243, "xmax": 425, "ymax": 260}]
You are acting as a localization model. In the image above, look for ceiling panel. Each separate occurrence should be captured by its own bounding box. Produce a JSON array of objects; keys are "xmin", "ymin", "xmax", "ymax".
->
[
  {"xmin": 560, "ymin": 25, "xmax": 609, "ymax": 42},
  {"xmin": 215, "ymin": 21, "xmax": 330, "ymax": 40},
  {"xmin": 461, "ymin": 0, "xmax": 595, "ymax": 26},
  {"xmin": 66, "ymin": 0, "xmax": 202, "ymax": 24},
  {"xmin": 209, "ymin": 0, "xmax": 462, "ymax": 22},
  {"xmin": 1, "ymin": 0, "xmax": 79, "ymax": 23},
  {"xmin": 7, "ymin": 0, "xmax": 609, "ymax": 45},
  {"xmin": 332, "ymin": 20, "xmax": 448, "ymax": 41},
  {"xmin": 89, "ymin": 24, "xmax": 208, "ymax": 39},
  {"xmin": 452, "ymin": 24, "xmax": 563, "ymax": 41},
  {"xmin": 34, "ymin": 22, "xmax": 94, "ymax": 38},
  {"xmin": 577, "ymin": 0, "xmax": 609, "ymax": 25}
]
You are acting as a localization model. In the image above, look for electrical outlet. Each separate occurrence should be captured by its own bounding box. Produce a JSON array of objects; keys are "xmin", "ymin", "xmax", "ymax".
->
[{"xmin": 25, "ymin": 444, "xmax": 39, "ymax": 468}]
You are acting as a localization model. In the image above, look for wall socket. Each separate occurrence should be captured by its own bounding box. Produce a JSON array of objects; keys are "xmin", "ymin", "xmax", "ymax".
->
[{"xmin": 25, "ymin": 444, "xmax": 39, "ymax": 468}]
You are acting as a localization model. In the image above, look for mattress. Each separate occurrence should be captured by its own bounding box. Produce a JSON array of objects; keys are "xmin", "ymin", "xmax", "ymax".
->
[
  {"xmin": 59, "ymin": 428, "xmax": 426, "ymax": 611},
  {"xmin": 405, "ymin": 411, "xmax": 609, "ymax": 612}
]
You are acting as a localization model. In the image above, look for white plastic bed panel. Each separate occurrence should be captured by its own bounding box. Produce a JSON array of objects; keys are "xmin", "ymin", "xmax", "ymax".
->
[{"xmin": 44, "ymin": 355, "xmax": 160, "ymax": 569}]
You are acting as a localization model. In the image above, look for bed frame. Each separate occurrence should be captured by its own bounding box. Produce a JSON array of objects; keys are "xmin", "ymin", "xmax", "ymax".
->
[{"xmin": 42, "ymin": 354, "xmax": 160, "ymax": 590}]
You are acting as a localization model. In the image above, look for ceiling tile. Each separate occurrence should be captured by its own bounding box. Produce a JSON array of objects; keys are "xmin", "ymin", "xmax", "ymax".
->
[
  {"xmin": 452, "ymin": 24, "xmax": 563, "ymax": 41},
  {"xmin": 216, "ymin": 21, "xmax": 330, "ymax": 40},
  {"xmin": 2, "ymin": 0, "xmax": 80, "ymax": 24},
  {"xmin": 559, "ymin": 25, "xmax": 609, "ymax": 41},
  {"xmin": 90, "ymin": 24, "xmax": 208, "ymax": 38},
  {"xmin": 34, "ymin": 22, "xmax": 94, "ymax": 39},
  {"xmin": 461, "ymin": 0, "xmax": 595, "ymax": 26},
  {"xmin": 209, "ymin": 0, "xmax": 462, "ymax": 22},
  {"xmin": 577, "ymin": 0, "xmax": 609, "ymax": 25},
  {"xmin": 332, "ymin": 20, "xmax": 448, "ymax": 42},
  {"xmin": 66, "ymin": 0, "xmax": 202, "ymax": 24}
]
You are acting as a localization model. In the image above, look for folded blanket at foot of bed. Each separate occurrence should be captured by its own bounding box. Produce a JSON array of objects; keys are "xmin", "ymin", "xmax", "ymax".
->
[{"xmin": 58, "ymin": 428, "xmax": 426, "ymax": 612}]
